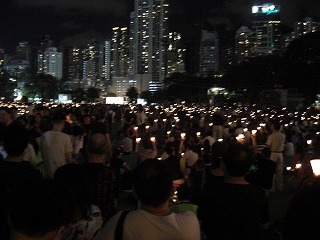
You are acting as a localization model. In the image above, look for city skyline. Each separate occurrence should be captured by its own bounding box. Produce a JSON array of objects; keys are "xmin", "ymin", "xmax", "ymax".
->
[{"xmin": 1, "ymin": 0, "xmax": 320, "ymax": 53}]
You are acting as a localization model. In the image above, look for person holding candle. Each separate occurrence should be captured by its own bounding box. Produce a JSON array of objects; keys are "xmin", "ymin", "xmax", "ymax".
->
[{"xmin": 266, "ymin": 121, "xmax": 285, "ymax": 192}]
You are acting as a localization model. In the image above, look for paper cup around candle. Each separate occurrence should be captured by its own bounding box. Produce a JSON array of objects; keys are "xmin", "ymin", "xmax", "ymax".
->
[
  {"xmin": 136, "ymin": 138, "xmax": 141, "ymax": 143},
  {"xmin": 252, "ymin": 130, "xmax": 257, "ymax": 135},
  {"xmin": 307, "ymin": 140, "xmax": 312, "ymax": 145},
  {"xmin": 218, "ymin": 138, "xmax": 223, "ymax": 142},
  {"xmin": 286, "ymin": 167, "xmax": 291, "ymax": 171},
  {"xmin": 134, "ymin": 127, "xmax": 138, "ymax": 131},
  {"xmin": 310, "ymin": 159, "xmax": 320, "ymax": 176},
  {"xmin": 196, "ymin": 132, "xmax": 201, "ymax": 136},
  {"xmin": 150, "ymin": 137, "xmax": 155, "ymax": 142},
  {"xmin": 295, "ymin": 163, "xmax": 302, "ymax": 169},
  {"xmin": 180, "ymin": 133, "xmax": 186, "ymax": 139}
]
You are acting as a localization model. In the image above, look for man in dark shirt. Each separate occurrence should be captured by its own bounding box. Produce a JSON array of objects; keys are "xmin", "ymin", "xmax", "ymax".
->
[
  {"xmin": 0, "ymin": 124, "xmax": 43, "ymax": 239},
  {"xmin": 197, "ymin": 142, "xmax": 269, "ymax": 240}
]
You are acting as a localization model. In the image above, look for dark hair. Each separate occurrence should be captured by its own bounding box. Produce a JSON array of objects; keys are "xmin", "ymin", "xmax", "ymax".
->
[
  {"xmin": 222, "ymin": 142, "xmax": 253, "ymax": 177},
  {"xmin": 87, "ymin": 133, "xmax": 107, "ymax": 155},
  {"xmin": 9, "ymin": 180, "xmax": 77, "ymax": 238},
  {"xmin": 54, "ymin": 164, "xmax": 92, "ymax": 220},
  {"xmin": 272, "ymin": 122, "xmax": 281, "ymax": 131},
  {"xmin": 133, "ymin": 159, "xmax": 173, "ymax": 207},
  {"xmin": 51, "ymin": 111, "xmax": 66, "ymax": 124},
  {"xmin": 0, "ymin": 106, "xmax": 11, "ymax": 114},
  {"xmin": 3, "ymin": 124, "xmax": 28, "ymax": 157}
]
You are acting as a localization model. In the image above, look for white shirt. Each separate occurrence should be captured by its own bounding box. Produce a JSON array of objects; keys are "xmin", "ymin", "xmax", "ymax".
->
[
  {"xmin": 95, "ymin": 209, "xmax": 200, "ymax": 240},
  {"xmin": 184, "ymin": 150, "xmax": 199, "ymax": 168},
  {"xmin": 40, "ymin": 131, "xmax": 73, "ymax": 178}
]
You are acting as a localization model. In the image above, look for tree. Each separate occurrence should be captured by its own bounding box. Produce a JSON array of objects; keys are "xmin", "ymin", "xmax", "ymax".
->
[
  {"xmin": 22, "ymin": 73, "xmax": 59, "ymax": 100},
  {"xmin": 0, "ymin": 70, "xmax": 16, "ymax": 101},
  {"xmin": 126, "ymin": 87, "xmax": 139, "ymax": 102},
  {"xmin": 281, "ymin": 32, "xmax": 320, "ymax": 104},
  {"xmin": 72, "ymin": 88, "xmax": 86, "ymax": 103},
  {"xmin": 86, "ymin": 87, "xmax": 100, "ymax": 102}
]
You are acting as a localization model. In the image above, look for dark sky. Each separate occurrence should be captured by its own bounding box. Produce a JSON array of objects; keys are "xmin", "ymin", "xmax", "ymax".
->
[{"xmin": 0, "ymin": 0, "xmax": 320, "ymax": 53}]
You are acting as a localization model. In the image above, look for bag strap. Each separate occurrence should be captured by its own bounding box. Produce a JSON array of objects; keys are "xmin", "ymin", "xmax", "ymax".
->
[{"xmin": 114, "ymin": 210, "xmax": 130, "ymax": 240}]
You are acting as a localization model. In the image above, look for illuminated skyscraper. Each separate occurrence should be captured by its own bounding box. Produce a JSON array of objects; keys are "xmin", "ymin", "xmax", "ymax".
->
[
  {"xmin": 235, "ymin": 26, "xmax": 252, "ymax": 64},
  {"xmin": 294, "ymin": 17, "xmax": 320, "ymax": 38},
  {"xmin": 132, "ymin": 0, "xmax": 169, "ymax": 92},
  {"xmin": 111, "ymin": 27, "xmax": 129, "ymax": 77},
  {"xmin": 15, "ymin": 42, "xmax": 31, "ymax": 62},
  {"xmin": 199, "ymin": 30, "xmax": 219, "ymax": 77},
  {"xmin": 251, "ymin": 3, "xmax": 281, "ymax": 56},
  {"xmin": 103, "ymin": 40, "xmax": 111, "ymax": 85},
  {"xmin": 167, "ymin": 32, "xmax": 186, "ymax": 75},
  {"xmin": 42, "ymin": 47, "xmax": 63, "ymax": 80}
]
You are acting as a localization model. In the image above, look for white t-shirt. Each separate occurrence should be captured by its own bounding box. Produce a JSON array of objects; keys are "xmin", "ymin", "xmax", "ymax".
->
[
  {"xmin": 95, "ymin": 209, "xmax": 200, "ymax": 240},
  {"xmin": 184, "ymin": 150, "xmax": 199, "ymax": 168},
  {"xmin": 40, "ymin": 131, "xmax": 73, "ymax": 178},
  {"xmin": 135, "ymin": 112, "xmax": 147, "ymax": 126}
]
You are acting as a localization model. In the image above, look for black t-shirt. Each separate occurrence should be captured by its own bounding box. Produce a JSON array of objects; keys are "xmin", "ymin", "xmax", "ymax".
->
[
  {"xmin": 164, "ymin": 155, "xmax": 183, "ymax": 180},
  {"xmin": 0, "ymin": 161, "xmax": 43, "ymax": 239},
  {"xmin": 90, "ymin": 121, "xmax": 108, "ymax": 135},
  {"xmin": 197, "ymin": 182, "xmax": 269, "ymax": 240}
]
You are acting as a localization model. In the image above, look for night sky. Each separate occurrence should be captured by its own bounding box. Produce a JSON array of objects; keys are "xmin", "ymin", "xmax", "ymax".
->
[{"xmin": 0, "ymin": 0, "xmax": 320, "ymax": 53}]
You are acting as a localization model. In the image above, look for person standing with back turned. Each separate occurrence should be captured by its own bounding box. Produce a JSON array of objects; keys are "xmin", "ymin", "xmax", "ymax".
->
[
  {"xmin": 266, "ymin": 121, "xmax": 285, "ymax": 192},
  {"xmin": 96, "ymin": 159, "xmax": 200, "ymax": 240}
]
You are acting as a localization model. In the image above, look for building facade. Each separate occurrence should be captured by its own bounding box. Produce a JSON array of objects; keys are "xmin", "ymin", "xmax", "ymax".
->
[
  {"xmin": 42, "ymin": 47, "xmax": 63, "ymax": 80},
  {"xmin": 132, "ymin": 0, "xmax": 169, "ymax": 92},
  {"xmin": 235, "ymin": 26, "xmax": 252, "ymax": 64},
  {"xmin": 199, "ymin": 30, "xmax": 219, "ymax": 77},
  {"xmin": 251, "ymin": 3, "xmax": 281, "ymax": 56}
]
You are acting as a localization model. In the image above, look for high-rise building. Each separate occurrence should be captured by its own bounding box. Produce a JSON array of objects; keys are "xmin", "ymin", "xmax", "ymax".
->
[
  {"xmin": 199, "ymin": 30, "xmax": 219, "ymax": 77},
  {"xmin": 111, "ymin": 27, "xmax": 130, "ymax": 77},
  {"xmin": 103, "ymin": 40, "xmax": 111, "ymax": 86},
  {"xmin": 0, "ymin": 48, "xmax": 4, "ymax": 69},
  {"xmin": 167, "ymin": 32, "xmax": 186, "ymax": 75},
  {"xmin": 235, "ymin": 26, "xmax": 252, "ymax": 64},
  {"xmin": 82, "ymin": 42, "xmax": 103, "ymax": 87},
  {"xmin": 37, "ymin": 35, "xmax": 54, "ymax": 74},
  {"xmin": 294, "ymin": 17, "xmax": 320, "ymax": 38},
  {"xmin": 42, "ymin": 47, "xmax": 63, "ymax": 80},
  {"xmin": 132, "ymin": 0, "xmax": 169, "ymax": 92},
  {"xmin": 15, "ymin": 42, "xmax": 31, "ymax": 62},
  {"xmin": 251, "ymin": 3, "xmax": 281, "ymax": 56},
  {"xmin": 69, "ymin": 48, "xmax": 83, "ymax": 82}
]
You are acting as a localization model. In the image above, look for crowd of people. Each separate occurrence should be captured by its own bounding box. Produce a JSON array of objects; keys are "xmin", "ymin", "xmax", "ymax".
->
[{"xmin": 0, "ymin": 102, "xmax": 320, "ymax": 240}]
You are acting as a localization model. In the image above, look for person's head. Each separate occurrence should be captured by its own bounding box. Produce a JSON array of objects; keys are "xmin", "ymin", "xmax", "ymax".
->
[
  {"xmin": 283, "ymin": 180, "xmax": 320, "ymax": 240},
  {"xmin": 0, "ymin": 107, "xmax": 12, "ymax": 125},
  {"xmin": 51, "ymin": 111, "xmax": 66, "ymax": 129},
  {"xmin": 3, "ymin": 124, "xmax": 28, "ymax": 158},
  {"xmin": 8, "ymin": 179, "xmax": 77, "ymax": 240},
  {"xmin": 82, "ymin": 114, "xmax": 91, "ymax": 125},
  {"xmin": 54, "ymin": 164, "xmax": 92, "ymax": 221},
  {"xmin": 133, "ymin": 159, "xmax": 173, "ymax": 208},
  {"xmin": 87, "ymin": 133, "xmax": 107, "ymax": 156},
  {"xmin": 221, "ymin": 142, "xmax": 253, "ymax": 177},
  {"xmin": 272, "ymin": 121, "xmax": 281, "ymax": 132}
]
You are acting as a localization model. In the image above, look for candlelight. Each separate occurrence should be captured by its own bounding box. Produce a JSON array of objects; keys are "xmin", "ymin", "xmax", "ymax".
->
[
  {"xmin": 150, "ymin": 137, "xmax": 156, "ymax": 142},
  {"xmin": 310, "ymin": 159, "xmax": 320, "ymax": 176},
  {"xmin": 252, "ymin": 130, "xmax": 257, "ymax": 135},
  {"xmin": 136, "ymin": 138, "xmax": 141, "ymax": 143},
  {"xmin": 218, "ymin": 139, "xmax": 223, "ymax": 142},
  {"xmin": 307, "ymin": 140, "xmax": 312, "ymax": 145},
  {"xmin": 181, "ymin": 133, "xmax": 186, "ymax": 139},
  {"xmin": 295, "ymin": 163, "xmax": 302, "ymax": 169}
]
